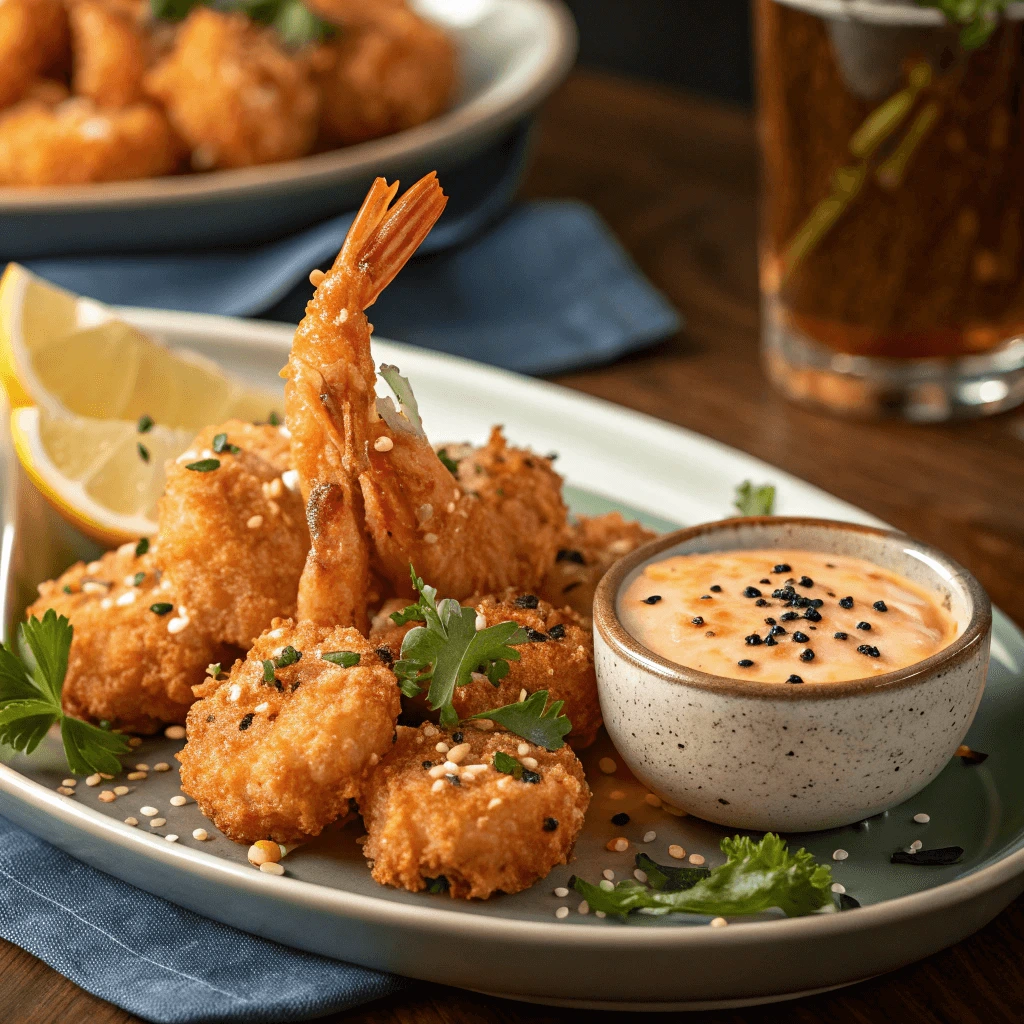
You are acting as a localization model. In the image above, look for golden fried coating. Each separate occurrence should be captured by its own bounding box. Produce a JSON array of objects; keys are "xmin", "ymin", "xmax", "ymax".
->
[
  {"xmin": 0, "ymin": 97, "xmax": 183, "ymax": 185},
  {"xmin": 307, "ymin": 7, "xmax": 456, "ymax": 147},
  {"xmin": 0, "ymin": 0, "xmax": 69, "ymax": 110},
  {"xmin": 157, "ymin": 421, "xmax": 308, "ymax": 649},
  {"xmin": 69, "ymin": 0, "xmax": 148, "ymax": 108},
  {"xmin": 144, "ymin": 9, "xmax": 319, "ymax": 170},
  {"xmin": 28, "ymin": 545, "xmax": 236, "ymax": 735},
  {"xmin": 539, "ymin": 512, "xmax": 657, "ymax": 622},
  {"xmin": 179, "ymin": 621, "xmax": 401, "ymax": 844},
  {"xmin": 372, "ymin": 591, "xmax": 601, "ymax": 748},
  {"xmin": 360, "ymin": 723, "xmax": 590, "ymax": 898}
]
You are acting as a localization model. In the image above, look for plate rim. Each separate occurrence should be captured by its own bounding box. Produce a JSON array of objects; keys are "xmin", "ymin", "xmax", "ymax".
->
[
  {"xmin": 0, "ymin": 0, "xmax": 577, "ymax": 213},
  {"xmin": 2, "ymin": 308, "xmax": 1023, "ymax": 955}
]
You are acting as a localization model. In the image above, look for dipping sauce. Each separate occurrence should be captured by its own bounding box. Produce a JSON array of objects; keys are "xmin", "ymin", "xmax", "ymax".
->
[{"xmin": 619, "ymin": 550, "xmax": 958, "ymax": 683}]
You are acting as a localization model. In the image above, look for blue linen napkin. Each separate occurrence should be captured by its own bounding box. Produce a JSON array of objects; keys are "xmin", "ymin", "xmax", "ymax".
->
[
  {"xmin": 0, "ymin": 815, "xmax": 406, "ymax": 1023},
  {"xmin": 19, "ymin": 126, "xmax": 679, "ymax": 376}
]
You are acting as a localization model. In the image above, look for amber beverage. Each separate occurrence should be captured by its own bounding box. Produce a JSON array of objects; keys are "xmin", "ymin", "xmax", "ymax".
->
[{"xmin": 755, "ymin": 0, "xmax": 1024, "ymax": 419}]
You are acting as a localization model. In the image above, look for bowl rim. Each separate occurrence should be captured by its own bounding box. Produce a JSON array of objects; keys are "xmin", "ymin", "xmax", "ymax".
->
[{"xmin": 594, "ymin": 516, "xmax": 992, "ymax": 701}]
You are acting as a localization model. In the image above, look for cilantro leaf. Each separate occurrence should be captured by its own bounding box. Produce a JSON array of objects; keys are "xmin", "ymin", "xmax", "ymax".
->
[
  {"xmin": 469, "ymin": 690, "xmax": 571, "ymax": 751},
  {"xmin": 575, "ymin": 834, "xmax": 834, "ymax": 919},
  {"xmin": 322, "ymin": 650, "xmax": 360, "ymax": 668},
  {"xmin": 493, "ymin": 750, "xmax": 523, "ymax": 779},
  {"xmin": 0, "ymin": 611, "xmax": 131, "ymax": 773},
  {"xmin": 634, "ymin": 852, "xmax": 710, "ymax": 892},
  {"xmin": 734, "ymin": 480, "xmax": 776, "ymax": 517}
]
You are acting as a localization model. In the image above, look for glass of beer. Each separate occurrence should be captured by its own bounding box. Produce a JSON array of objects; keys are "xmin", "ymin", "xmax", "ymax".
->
[{"xmin": 755, "ymin": 0, "xmax": 1024, "ymax": 420}]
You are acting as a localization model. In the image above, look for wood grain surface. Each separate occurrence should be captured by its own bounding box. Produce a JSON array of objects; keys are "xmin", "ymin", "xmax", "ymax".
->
[{"xmin": 4, "ymin": 70, "xmax": 1024, "ymax": 1024}]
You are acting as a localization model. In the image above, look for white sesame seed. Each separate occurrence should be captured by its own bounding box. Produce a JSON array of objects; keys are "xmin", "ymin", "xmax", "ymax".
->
[
  {"xmin": 599, "ymin": 757, "xmax": 617, "ymax": 775},
  {"xmin": 602, "ymin": 869, "xmax": 615, "ymax": 881},
  {"xmin": 192, "ymin": 828, "xmax": 209, "ymax": 841},
  {"xmin": 228, "ymin": 684, "xmax": 241, "ymax": 702},
  {"xmin": 128, "ymin": 736, "xmax": 143, "ymax": 748},
  {"xmin": 170, "ymin": 796, "xmax": 187, "ymax": 807},
  {"xmin": 913, "ymin": 812, "xmax": 931, "ymax": 824},
  {"xmin": 247, "ymin": 515, "xmax": 264, "ymax": 529},
  {"xmin": 555, "ymin": 906, "xmax": 570, "ymax": 919},
  {"xmin": 599, "ymin": 879, "xmax": 614, "ymax": 892},
  {"xmin": 167, "ymin": 616, "xmax": 189, "ymax": 634},
  {"xmin": 260, "ymin": 862, "xmax": 285, "ymax": 875},
  {"xmin": 520, "ymin": 756, "xmax": 539, "ymax": 770},
  {"xmin": 98, "ymin": 790, "xmax": 116, "ymax": 803},
  {"xmin": 82, "ymin": 581, "xmax": 107, "ymax": 595},
  {"xmin": 435, "ymin": 741, "xmax": 449, "ymax": 754},
  {"xmin": 643, "ymin": 830, "xmax": 657, "ymax": 843},
  {"xmin": 267, "ymin": 628, "xmax": 285, "ymax": 639},
  {"xmin": 609, "ymin": 789, "xmax": 626, "ymax": 800},
  {"xmin": 595, "ymin": 911, "xmax": 607, "ymax": 919},
  {"xmin": 688, "ymin": 854, "xmax": 706, "ymax": 866},
  {"xmin": 140, "ymin": 805, "xmax": 158, "ymax": 816},
  {"xmin": 165, "ymin": 834, "xmax": 179, "ymax": 843},
  {"xmin": 423, "ymin": 724, "xmax": 438, "ymax": 737},
  {"xmin": 254, "ymin": 702, "xmax": 269, "ymax": 713},
  {"xmin": 471, "ymin": 719, "xmax": 494, "ymax": 731},
  {"xmin": 634, "ymin": 869, "xmax": 648, "ymax": 883},
  {"xmin": 127, "ymin": 771, "xmax": 147, "ymax": 781},
  {"xmin": 517, "ymin": 743, "xmax": 531, "ymax": 756},
  {"xmin": 431, "ymin": 779, "xmax": 445, "ymax": 793},
  {"xmin": 115, "ymin": 591, "xmax": 136, "ymax": 607},
  {"xmin": 497, "ymin": 776, "xmax": 511, "ymax": 789},
  {"xmin": 833, "ymin": 849, "xmax": 849, "ymax": 861},
  {"xmin": 114, "ymin": 786, "xmax": 129, "ymax": 796},
  {"xmin": 609, "ymin": 838, "xmax": 629, "ymax": 853},
  {"xmin": 475, "ymin": 613, "xmax": 487, "ymax": 631},
  {"xmin": 134, "ymin": 763, "xmax": 149, "ymax": 771},
  {"xmin": 281, "ymin": 470, "xmax": 300, "ymax": 493},
  {"xmin": 577, "ymin": 901, "xmax": 590, "ymax": 915},
  {"xmin": 99, "ymin": 773, "xmax": 114, "ymax": 780},
  {"xmin": 57, "ymin": 786, "xmax": 75, "ymax": 796},
  {"xmin": 309, "ymin": 268, "xmax": 326, "ymax": 286},
  {"xmin": 124, "ymin": 817, "xmax": 138, "ymax": 826},
  {"xmin": 62, "ymin": 778, "xmax": 76, "ymax": 787},
  {"xmin": 487, "ymin": 797, "xmax": 502, "ymax": 810},
  {"xmin": 910, "ymin": 839, "xmax": 923, "ymax": 851},
  {"xmin": 423, "ymin": 532, "xmax": 438, "ymax": 544},
  {"xmin": 668, "ymin": 845, "xmax": 686, "ymax": 860},
  {"xmin": 710, "ymin": 917, "xmax": 728, "ymax": 928},
  {"xmin": 663, "ymin": 804, "xmax": 687, "ymax": 817},
  {"xmin": 442, "ymin": 761, "xmax": 460, "ymax": 774},
  {"xmin": 100, "ymin": 598, "xmax": 113, "ymax": 610},
  {"xmin": 149, "ymin": 818, "xmax": 166, "ymax": 828},
  {"xmin": 369, "ymin": 753, "xmax": 379, "ymax": 766},
  {"xmin": 447, "ymin": 743, "xmax": 471, "ymax": 764},
  {"xmin": 154, "ymin": 763, "xmax": 170, "ymax": 772},
  {"xmin": 553, "ymin": 886, "xmax": 569, "ymax": 897},
  {"xmin": 164, "ymin": 726, "xmax": 186, "ymax": 740},
  {"xmin": 118, "ymin": 543, "xmax": 135, "ymax": 557},
  {"xmin": 831, "ymin": 882, "xmax": 846, "ymax": 894},
  {"xmin": 428, "ymin": 764, "xmax": 448, "ymax": 779},
  {"xmin": 518, "ymin": 688, "xmax": 528, "ymax": 702},
  {"xmin": 374, "ymin": 436, "xmax": 394, "ymax": 453}
]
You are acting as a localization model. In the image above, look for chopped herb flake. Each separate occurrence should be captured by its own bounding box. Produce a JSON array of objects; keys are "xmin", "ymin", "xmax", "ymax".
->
[
  {"xmin": 135, "ymin": 538, "xmax": 149, "ymax": 557},
  {"xmin": 149, "ymin": 603, "xmax": 173, "ymax": 615},
  {"xmin": 137, "ymin": 414, "xmax": 154, "ymax": 433},
  {"xmin": 493, "ymin": 750, "xmax": 523, "ymax": 779},
  {"xmin": 137, "ymin": 443, "xmax": 150, "ymax": 463},
  {"xmin": 132, "ymin": 572, "xmax": 145, "ymax": 586},
  {"xmin": 734, "ymin": 480, "xmax": 776, "ymax": 517},
  {"xmin": 212, "ymin": 433, "xmax": 240, "ymax": 455},
  {"xmin": 437, "ymin": 448, "xmax": 459, "ymax": 474},
  {"xmin": 185, "ymin": 458, "xmax": 220, "ymax": 472},
  {"xmin": 274, "ymin": 645, "xmax": 301, "ymax": 668},
  {"xmin": 321, "ymin": 650, "xmax": 361, "ymax": 668}
]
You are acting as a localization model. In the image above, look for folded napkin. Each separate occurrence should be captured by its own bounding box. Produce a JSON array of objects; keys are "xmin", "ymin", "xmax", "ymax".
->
[
  {"xmin": 0, "ymin": 815, "xmax": 406, "ymax": 1023},
  {"xmin": 21, "ymin": 125, "xmax": 679, "ymax": 376}
]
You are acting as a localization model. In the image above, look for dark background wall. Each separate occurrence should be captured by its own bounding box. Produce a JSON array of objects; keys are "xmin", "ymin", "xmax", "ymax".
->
[{"xmin": 562, "ymin": 0, "xmax": 754, "ymax": 105}]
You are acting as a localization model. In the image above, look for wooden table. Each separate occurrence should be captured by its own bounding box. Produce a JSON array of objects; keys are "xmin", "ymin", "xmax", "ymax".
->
[{"xmin": 5, "ymin": 70, "xmax": 1024, "ymax": 1024}]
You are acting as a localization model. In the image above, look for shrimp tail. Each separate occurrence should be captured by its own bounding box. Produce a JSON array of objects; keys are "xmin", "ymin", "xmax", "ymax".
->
[{"xmin": 342, "ymin": 171, "xmax": 448, "ymax": 309}]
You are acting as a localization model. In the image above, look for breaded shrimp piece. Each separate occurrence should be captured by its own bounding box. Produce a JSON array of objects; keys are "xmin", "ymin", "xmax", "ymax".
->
[
  {"xmin": 27, "ymin": 546, "xmax": 236, "ymax": 734},
  {"xmin": 284, "ymin": 172, "xmax": 447, "ymax": 629},
  {"xmin": 178, "ymin": 621, "xmax": 401, "ymax": 844},
  {"xmin": 0, "ymin": 0, "xmax": 69, "ymax": 110},
  {"xmin": 372, "ymin": 591, "xmax": 601, "ymax": 748},
  {"xmin": 360, "ymin": 723, "xmax": 590, "ymax": 898},
  {"xmin": 144, "ymin": 9, "xmax": 319, "ymax": 170},
  {"xmin": 69, "ymin": 0, "xmax": 147, "ymax": 108},
  {"xmin": 157, "ymin": 421, "xmax": 308, "ymax": 649},
  {"xmin": 307, "ymin": 7, "xmax": 456, "ymax": 147},
  {"xmin": 0, "ymin": 97, "xmax": 183, "ymax": 185},
  {"xmin": 539, "ymin": 513, "xmax": 657, "ymax": 622}
]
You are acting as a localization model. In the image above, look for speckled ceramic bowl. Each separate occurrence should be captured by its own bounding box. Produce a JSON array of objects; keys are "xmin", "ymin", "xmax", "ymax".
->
[{"xmin": 594, "ymin": 517, "xmax": 992, "ymax": 833}]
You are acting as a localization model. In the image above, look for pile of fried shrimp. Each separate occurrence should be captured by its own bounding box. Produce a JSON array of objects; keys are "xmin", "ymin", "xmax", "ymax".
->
[
  {"xmin": 0, "ymin": 0, "xmax": 456, "ymax": 186},
  {"xmin": 28, "ymin": 173, "xmax": 657, "ymax": 900}
]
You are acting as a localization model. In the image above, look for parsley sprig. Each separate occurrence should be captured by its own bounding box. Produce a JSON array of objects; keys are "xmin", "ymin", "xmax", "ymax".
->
[
  {"xmin": 734, "ymin": 480, "xmax": 776, "ymax": 517},
  {"xmin": 150, "ymin": 0, "xmax": 335, "ymax": 47},
  {"xmin": 391, "ymin": 567, "xmax": 572, "ymax": 748},
  {"xmin": 0, "ymin": 611, "xmax": 131, "ymax": 774}
]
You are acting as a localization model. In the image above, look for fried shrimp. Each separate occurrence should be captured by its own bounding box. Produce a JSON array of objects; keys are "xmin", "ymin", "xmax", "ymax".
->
[
  {"xmin": 157, "ymin": 421, "xmax": 308, "ymax": 649},
  {"xmin": 178, "ymin": 620, "xmax": 401, "ymax": 844},
  {"xmin": 283, "ymin": 172, "xmax": 448, "ymax": 629},
  {"xmin": 540, "ymin": 512, "xmax": 657, "ymax": 622},
  {"xmin": 69, "ymin": 0, "xmax": 148, "ymax": 108},
  {"xmin": 27, "ymin": 545, "xmax": 236, "ymax": 734},
  {"xmin": 0, "ymin": 0, "xmax": 69, "ymax": 110},
  {"xmin": 144, "ymin": 9, "xmax": 319, "ymax": 170},
  {"xmin": 372, "ymin": 591, "xmax": 601, "ymax": 748},
  {"xmin": 307, "ymin": 6, "xmax": 456, "ymax": 147},
  {"xmin": 0, "ymin": 97, "xmax": 183, "ymax": 185},
  {"xmin": 360, "ymin": 723, "xmax": 590, "ymax": 898}
]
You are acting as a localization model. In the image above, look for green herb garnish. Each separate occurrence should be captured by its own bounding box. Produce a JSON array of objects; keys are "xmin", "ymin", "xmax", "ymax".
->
[
  {"xmin": 915, "ymin": 0, "xmax": 1009, "ymax": 48},
  {"xmin": 149, "ymin": 0, "xmax": 334, "ymax": 45},
  {"xmin": 185, "ymin": 459, "xmax": 220, "ymax": 473},
  {"xmin": 268, "ymin": 411, "xmax": 281, "ymax": 427},
  {"xmin": 135, "ymin": 538, "xmax": 149, "ymax": 557},
  {"xmin": 137, "ymin": 443, "xmax": 150, "ymax": 463},
  {"xmin": 322, "ymin": 651, "xmax": 360, "ymax": 668},
  {"xmin": 392, "ymin": 567, "xmax": 528, "ymax": 727},
  {"xmin": 262, "ymin": 659, "xmax": 276, "ymax": 683},
  {"xmin": 575, "ymin": 834, "xmax": 834, "ymax": 920},
  {"xmin": 469, "ymin": 690, "xmax": 571, "ymax": 751},
  {"xmin": 734, "ymin": 480, "xmax": 776, "ymax": 517},
  {"xmin": 377, "ymin": 364, "xmax": 426, "ymax": 438},
  {"xmin": 0, "ymin": 610, "xmax": 131, "ymax": 774},
  {"xmin": 493, "ymin": 750, "xmax": 523, "ymax": 779},
  {"xmin": 212, "ymin": 433, "xmax": 240, "ymax": 455},
  {"xmin": 131, "ymin": 572, "xmax": 146, "ymax": 587},
  {"xmin": 149, "ymin": 603, "xmax": 173, "ymax": 616},
  {"xmin": 274, "ymin": 645, "xmax": 301, "ymax": 668},
  {"xmin": 137, "ymin": 414, "xmax": 154, "ymax": 433},
  {"xmin": 634, "ymin": 852, "xmax": 710, "ymax": 892},
  {"xmin": 62, "ymin": 585, "xmax": 72, "ymax": 595},
  {"xmin": 437, "ymin": 448, "xmax": 459, "ymax": 475},
  {"xmin": 425, "ymin": 875, "xmax": 449, "ymax": 894},
  {"xmin": 205, "ymin": 663, "xmax": 222, "ymax": 680}
]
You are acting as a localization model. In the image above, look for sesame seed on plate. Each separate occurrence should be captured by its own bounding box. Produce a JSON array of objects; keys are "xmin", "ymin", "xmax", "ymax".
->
[
  {"xmin": 833, "ymin": 849, "xmax": 849, "ymax": 861},
  {"xmin": 86, "ymin": 773, "xmax": 101, "ymax": 787},
  {"xmin": 831, "ymin": 882, "xmax": 846, "ymax": 893},
  {"xmin": 664, "ymin": 805, "xmax": 687, "ymax": 817},
  {"xmin": 605, "ymin": 838, "xmax": 629, "ymax": 853},
  {"xmin": 124, "ymin": 817, "xmax": 138, "ymax": 826},
  {"xmin": 140, "ymin": 805, "xmax": 158, "ymax": 816},
  {"xmin": 595, "ymin": 911, "xmax": 607, "ymax": 919},
  {"xmin": 578, "ymin": 901, "xmax": 590, "ymax": 914},
  {"xmin": 555, "ymin": 906, "xmax": 570, "ymax": 919},
  {"xmin": 128, "ymin": 737, "xmax": 143, "ymax": 748},
  {"xmin": 98, "ymin": 791, "xmax": 116, "ymax": 803},
  {"xmin": 165, "ymin": 835, "xmax": 179, "ymax": 843},
  {"xmin": 133, "ymin": 763, "xmax": 149, "ymax": 771},
  {"xmin": 554, "ymin": 886, "xmax": 568, "ymax": 897},
  {"xmin": 668, "ymin": 845, "xmax": 686, "ymax": 860},
  {"xmin": 689, "ymin": 854, "xmax": 706, "ymax": 866},
  {"xmin": 100, "ymin": 773, "xmax": 115, "ymax": 780},
  {"xmin": 192, "ymin": 828, "xmax": 209, "ymax": 841},
  {"xmin": 710, "ymin": 917, "xmax": 728, "ymax": 928},
  {"xmin": 373, "ymin": 436, "xmax": 394, "ymax": 453},
  {"xmin": 608, "ymin": 789, "xmax": 626, "ymax": 800},
  {"xmin": 599, "ymin": 880, "xmax": 614, "ymax": 892},
  {"xmin": 643, "ymin": 830, "xmax": 657, "ymax": 843},
  {"xmin": 165, "ymin": 726, "xmax": 186, "ymax": 740},
  {"xmin": 61, "ymin": 778, "xmax": 76, "ymax": 787},
  {"xmin": 170, "ymin": 795, "xmax": 187, "ymax": 807},
  {"xmin": 114, "ymin": 786, "xmax": 129, "ymax": 796},
  {"xmin": 127, "ymin": 771, "xmax": 147, "ymax": 781},
  {"xmin": 57, "ymin": 786, "xmax": 75, "ymax": 796},
  {"xmin": 634, "ymin": 869, "xmax": 648, "ymax": 883},
  {"xmin": 644, "ymin": 793, "xmax": 662, "ymax": 808},
  {"xmin": 602, "ymin": 869, "xmax": 615, "ymax": 881},
  {"xmin": 149, "ymin": 818, "xmax": 166, "ymax": 827},
  {"xmin": 154, "ymin": 763, "xmax": 170, "ymax": 772},
  {"xmin": 260, "ymin": 862, "xmax": 285, "ymax": 875},
  {"xmin": 598, "ymin": 757, "xmax": 617, "ymax": 774},
  {"xmin": 909, "ymin": 839, "xmax": 923, "ymax": 851},
  {"xmin": 913, "ymin": 812, "xmax": 930, "ymax": 824}
]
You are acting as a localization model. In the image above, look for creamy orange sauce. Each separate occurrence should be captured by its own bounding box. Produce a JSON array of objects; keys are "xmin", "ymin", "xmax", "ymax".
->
[{"xmin": 619, "ymin": 549, "xmax": 958, "ymax": 683}]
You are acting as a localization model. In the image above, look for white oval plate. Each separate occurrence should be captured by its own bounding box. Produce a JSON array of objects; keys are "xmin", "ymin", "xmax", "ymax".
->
[{"xmin": 2, "ymin": 310, "xmax": 1023, "ymax": 1010}]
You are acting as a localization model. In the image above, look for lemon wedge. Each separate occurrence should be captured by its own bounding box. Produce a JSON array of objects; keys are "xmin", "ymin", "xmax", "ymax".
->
[
  {"xmin": 10, "ymin": 406, "xmax": 197, "ymax": 545},
  {"xmin": 0, "ymin": 263, "xmax": 279, "ymax": 428}
]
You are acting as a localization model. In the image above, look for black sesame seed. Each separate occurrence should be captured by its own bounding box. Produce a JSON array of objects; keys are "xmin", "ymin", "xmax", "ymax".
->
[
  {"xmin": 525, "ymin": 628, "xmax": 549, "ymax": 642},
  {"xmin": 548, "ymin": 623, "xmax": 566, "ymax": 640},
  {"xmin": 375, "ymin": 646, "xmax": 395, "ymax": 668},
  {"xmin": 737, "ymin": 659, "xmax": 754, "ymax": 668},
  {"xmin": 421, "ymin": 760, "xmax": 433, "ymax": 770},
  {"xmin": 781, "ymin": 611, "xmax": 800, "ymax": 621},
  {"xmin": 743, "ymin": 586, "xmax": 762, "ymax": 598},
  {"xmin": 691, "ymin": 616, "xmax": 704, "ymax": 626},
  {"xmin": 543, "ymin": 818, "xmax": 559, "ymax": 831},
  {"xmin": 700, "ymin": 595, "xmax": 712, "ymax": 600},
  {"xmin": 149, "ymin": 602, "xmax": 173, "ymax": 615},
  {"xmin": 873, "ymin": 601, "xmax": 888, "ymax": 612},
  {"xmin": 745, "ymin": 633, "xmax": 763, "ymax": 646},
  {"xmin": 772, "ymin": 587, "xmax": 796, "ymax": 600},
  {"xmin": 770, "ymin": 625, "xmax": 787, "ymax": 636},
  {"xmin": 514, "ymin": 594, "xmax": 540, "ymax": 609},
  {"xmin": 611, "ymin": 812, "xmax": 630, "ymax": 826},
  {"xmin": 452, "ymin": 732, "xmax": 463, "ymax": 743},
  {"xmin": 786, "ymin": 674, "xmax": 804, "ymax": 684},
  {"xmin": 857, "ymin": 644, "xmax": 881, "ymax": 657},
  {"xmin": 800, "ymin": 649, "xmax": 815, "ymax": 662},
  {"xmin": 755, "ymin": 598, "xmax": 769, "ymax": 607},
  {"xmin": 839, "ymin": 596, "xmax": 854, "ymax": 609},
  {"xmin": 857, "ymin": 622, "xmax": 872, "ymax": 631},
  {"xmin": 522, "ymin": 769, "xmax": 542, "ymax": 784},
  {"xmin": 773, "ymin": 564, "xmax": 791, "ymax": 573},
  {"xmin": 643, "ymin": 595, "xmax": 662, "ymax": 605},
  {"xmin": 809, "ymin": 598, "xmax": 824, "ymax": 608},
  {"xmin": 764, "ymin": 636, "xmax": 777, "ymax": 647},
  {"xmin": 765, "ymin": 617, "xmax": 777, "ymax": 625},
  {"xmin": 705, "ymin": 631, "xmax": 715, "ymax": 638},
  {"xmin": 710, "ymin": 585, "xmax": 722, "ymax": 592},
  {"xmin": 834, "ymin": 632, "xmax": 848, "ymax": 640},
  {"xmin": 205, "ymin": 714, "xmax": 215, "ymax": 723},
  {"xmin": 803, "ymin": 608, "xmax": 822, "ymax": 622},
  {"xmin": 760, "ymin": 579, "xmax": 771, "ymax": 585},
  {"xmin": 792, "ymin": 631, "xmax": 809, "ymax": 643},
  {"xmin": 799, "ymin": 576, "xmax": 814, "ymax": 588},
  {"xmin": 556, "ymin": 548, "xmax": 585, "ymax": 565},
  {"xmin": 238, "ymin": 713, "xmax": 254, "ymax": 731},
  {"xmin": 446, "ymin": 774, "xmax": 461, "ymax": 786}
]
